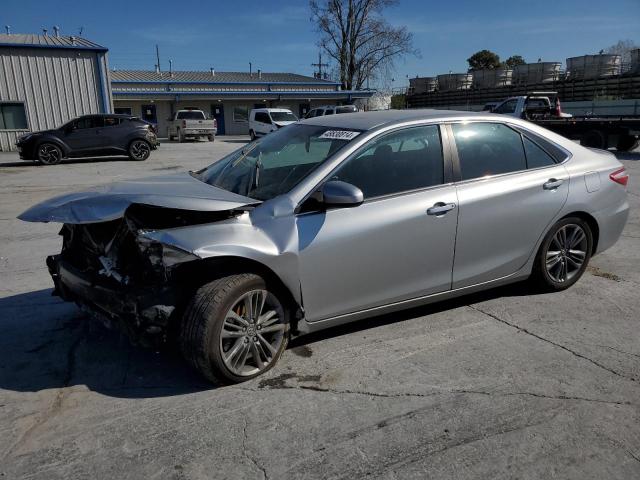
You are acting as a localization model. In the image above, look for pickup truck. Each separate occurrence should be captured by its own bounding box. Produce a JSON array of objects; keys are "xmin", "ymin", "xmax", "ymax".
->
[
  {"xmin": 491, "ymin": 92, "xmax": 640, "ymax": 151},
  {"xmin": 167, "ymin": 110, "xmax": 217, "ymax": 142}
]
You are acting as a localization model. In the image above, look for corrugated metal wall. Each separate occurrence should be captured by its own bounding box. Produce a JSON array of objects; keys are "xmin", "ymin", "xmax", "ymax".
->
[{"xmin": 0, "ymin": 47, "xmax": 108, "ymax": 151}]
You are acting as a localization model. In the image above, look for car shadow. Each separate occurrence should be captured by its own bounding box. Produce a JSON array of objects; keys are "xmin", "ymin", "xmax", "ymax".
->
[
  {"xmin": 0, "ymin": 289, "xmax": 211, "ymax": 399},
  {"xmin": 614, "ymin": 150, "xmax": 640, "ymax": 161},
  {"xmin": 0, "ymin": 281, "xmax": 541, "ymax": 398},
  {"xmin": 0, "ymin": 156, "xmax": 138, "ymax": 168}
]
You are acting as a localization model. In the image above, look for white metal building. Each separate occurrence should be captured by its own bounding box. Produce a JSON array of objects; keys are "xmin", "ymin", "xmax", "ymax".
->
[
  {"xmin": 110, "ymin": 70, "xmax": 374, "ymax": 136},
  {"xmin": 0, "ymin": 33, "xmax": 112, "ymax": 151}
]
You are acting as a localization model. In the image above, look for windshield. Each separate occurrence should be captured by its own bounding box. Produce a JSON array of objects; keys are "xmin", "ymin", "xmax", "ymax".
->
[
  {"xmin": 195, "ymin": 124, "xmax": 360, "ymax": 201},
  {"xmin": 270, "ymin": 111, "xmax": 298, "ymax": 122},
  {"xmin": 177, "ymin": 111, "xmax": 206, "ymax": 120}
]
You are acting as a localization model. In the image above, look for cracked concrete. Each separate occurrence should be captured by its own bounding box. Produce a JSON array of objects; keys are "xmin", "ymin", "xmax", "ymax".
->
[{"xmin": 0, "ymin": 142, "xmax": 639, "ymax": 479}]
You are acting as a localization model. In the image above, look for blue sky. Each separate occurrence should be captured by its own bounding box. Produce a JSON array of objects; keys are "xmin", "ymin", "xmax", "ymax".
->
[{"xmin": 3, "ymin": 0, "xmax": 639, "ymax": 88}]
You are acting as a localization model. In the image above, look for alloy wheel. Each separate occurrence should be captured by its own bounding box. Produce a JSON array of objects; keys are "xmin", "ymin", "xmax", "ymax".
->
[
  {"xmin": 220, "ymin": 289, "xmax": 286, "ymax": 377},
  {"xmin": 130, "ymin": 140, "xmax": 150, "ymax": 160},
  {"xmin": 545, "ymin": 224, "xmax": 588, "ymax": 283},
  {"xmin": 37, "ymin": 144, "xmax": 62, "ymax": 165}
]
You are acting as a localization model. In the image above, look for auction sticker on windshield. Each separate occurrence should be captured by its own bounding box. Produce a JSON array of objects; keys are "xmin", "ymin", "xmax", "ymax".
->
[{"xmin": 319, "ymin": 130, "xmax": 360, "ymax": 140}]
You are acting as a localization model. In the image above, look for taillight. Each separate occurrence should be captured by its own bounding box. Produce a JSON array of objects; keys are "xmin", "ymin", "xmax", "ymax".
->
[
  {"xmin": 610, "ymin": 167, "xmax": 629, "ymax": 186},
  {"xmin": 555, "ymin": 98, "xmax": 562, "ymax": 117},
  {"xmin": 214, "ymin": 119, "xmax": 217, "ymax": 129}
]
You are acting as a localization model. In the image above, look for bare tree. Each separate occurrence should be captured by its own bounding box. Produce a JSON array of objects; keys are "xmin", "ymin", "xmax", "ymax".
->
[
  {"xmin": 604, "ymin": 39, "xmax": 638, "ymax": 64},
  {"xmin": 310, "ymin": 0, "xmax": 418, "ymax": 90}
]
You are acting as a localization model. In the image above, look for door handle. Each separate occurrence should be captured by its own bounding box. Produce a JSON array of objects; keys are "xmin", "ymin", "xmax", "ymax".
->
[
  {"xmin": 543, "ymin": 178, "xmax": 564, "ymax": 190},
  {"xmin": 427, "ymin": 202, "xmax": 456, "ymax": 216}
]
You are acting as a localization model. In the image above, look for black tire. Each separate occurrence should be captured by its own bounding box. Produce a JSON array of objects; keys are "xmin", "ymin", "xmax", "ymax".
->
[
  {"xmin": 208, "ymin": 134, "xmax": 215, "ymax": 142},
  {"xmin": 177, "ymin": 129, "xmax": 184, "ymax": 143},
  {"xmin": 530, "ymin": 217, "xmax": 593, "ymax": 291},
  {"xmin": 249, "ymin": 130, "xmax": 256, "ymax": 141},
  {"xmin": 128, "ymin": 139, "xmax": 151, "ymax": 161},
  {"xmin": 581, "ymin": 130, "xmax": 606, "ymax": 150},
  {"xmin": 617, "ymin": 135, "xmax": 639, "ymax": 152},
  {"xmin": 36, "ymin": 142, "xmax": 63, "ymax": 165},
  {"xmin": 180, "ymin": 274, "xmax": 290, "ymax": 384}
]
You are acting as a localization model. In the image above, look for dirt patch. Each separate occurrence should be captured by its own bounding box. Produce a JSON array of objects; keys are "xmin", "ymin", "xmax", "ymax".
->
[
  {"xmin": 291, "ymin": 345, "xmax": 313, "ymax": 358},
  {"xmin": 587, "ymin": 266, "xmax": 621, "ymax": 282},
  {"xmin": 258, "ymin": 372, "xmax": 322, "ymax": 389}
]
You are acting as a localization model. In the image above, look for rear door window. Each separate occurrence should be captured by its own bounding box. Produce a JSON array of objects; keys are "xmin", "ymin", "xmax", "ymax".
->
[
  {"xmin": 523, "ymin": 136, "xmax": 556, "ymax": 168},
  {"xmin": 452, "ymin": 122, "xmax": 527, "ymax": 180}
]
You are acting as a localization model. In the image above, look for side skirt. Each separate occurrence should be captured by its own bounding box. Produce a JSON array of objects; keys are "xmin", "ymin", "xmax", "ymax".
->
[{"xmin": 295, "ymin": 270, "xmax": 530, "ymax": 335}]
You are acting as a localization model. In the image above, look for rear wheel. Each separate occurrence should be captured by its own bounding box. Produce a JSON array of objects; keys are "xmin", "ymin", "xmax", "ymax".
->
[
  {"xmin": 617, "ymin": 134, "xmax": 639, "ymax": 152},
  {"xmin": 208, "ymin": 134, "xmax": 215, "ymax": 142},
  {"xmin": 180, "ymin": 274, "xmax": 290, "ymax": 384},
  {"xmin": 581, "ymin": 130, "xmax": 606, "ymax": 150},
  {"xmin": 36, "ymin": 143, "xmax": 63, "ymax": 165},
  {"xmin": 531, "ymin": 217, "xmax": 593, "ymax": 291},
  {"xmin": 128, "ymin": 139, "xmax": 151, "ymax": 161}
]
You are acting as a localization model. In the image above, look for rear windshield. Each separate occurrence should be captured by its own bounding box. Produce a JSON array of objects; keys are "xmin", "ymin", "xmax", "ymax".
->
[
  {"xmin": 270, "ymin": 111, "xmax": 298, "ymax": 122},
  {"xmin": 177, "ymin": 111, "xmax": 206, "ymax": 120}
]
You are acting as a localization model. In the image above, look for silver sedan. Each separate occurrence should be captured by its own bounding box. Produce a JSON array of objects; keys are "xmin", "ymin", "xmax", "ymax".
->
[{"xmin": 20, "ymin": 110, "xmax": 630, "ymax": 383}]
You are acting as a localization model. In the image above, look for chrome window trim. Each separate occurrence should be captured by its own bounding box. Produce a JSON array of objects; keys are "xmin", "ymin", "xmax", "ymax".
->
[{"xmin": 444, "ymin": 120, "xmax": 572, "ymax": 186}]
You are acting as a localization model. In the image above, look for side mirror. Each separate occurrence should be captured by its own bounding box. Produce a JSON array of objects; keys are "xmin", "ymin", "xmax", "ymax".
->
[{"xmin": 321, "ymin": 180, "xmax": 363, "ymax": 208}]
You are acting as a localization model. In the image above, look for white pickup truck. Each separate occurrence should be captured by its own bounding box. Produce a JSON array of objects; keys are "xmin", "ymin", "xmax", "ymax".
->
[{"xmin": 167, "ymin": 110, "xmax": 217, "ymax": 142}]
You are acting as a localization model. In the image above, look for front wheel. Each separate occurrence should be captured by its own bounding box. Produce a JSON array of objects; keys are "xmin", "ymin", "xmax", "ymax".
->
[
  {"xmin": 249, "ymin": 130, "xmax": 256, "ymax": 141},
  {"xmin": 180, "ymin": 274, "xmax": 290, "ymax": 384},
  {"xmin": 128, "ymin": 139, "xmax": 151, "ymax": 161},
  {"xmin": 531, "ymin": 217, "xmax": 593, "ymax": 291},
  {"xmin": 37, "ymin": 143, "xmax": 63, "ymax": 165}
]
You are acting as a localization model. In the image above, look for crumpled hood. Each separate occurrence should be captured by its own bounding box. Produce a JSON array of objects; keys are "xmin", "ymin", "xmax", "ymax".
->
[{"xmin": 18, "ymin": 172, "xmax": 260, "ymax": 224}]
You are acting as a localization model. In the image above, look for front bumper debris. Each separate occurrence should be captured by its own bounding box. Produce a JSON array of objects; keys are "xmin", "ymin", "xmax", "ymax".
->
[{"xmin": 48, "ymin": 255, "xmax": 177, "ymax": 343}]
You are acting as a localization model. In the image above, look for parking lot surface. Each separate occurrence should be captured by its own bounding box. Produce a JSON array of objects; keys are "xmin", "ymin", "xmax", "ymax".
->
[{"xmin": 1, "ymin": 139, "xmax": 639, "ymax": 479}]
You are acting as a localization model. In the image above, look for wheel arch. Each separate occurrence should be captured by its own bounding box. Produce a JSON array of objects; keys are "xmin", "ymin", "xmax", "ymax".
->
[
  {"xmin": 175, "ymin": 255, "xmax": 302, "ymax": 327},
  {"xmin": 559, "ymin": 211, "xmax": 599, "ymax": 255},
  {"xmin": 35, "ymin": 137, "xmax": 68, "ymax": 157}
]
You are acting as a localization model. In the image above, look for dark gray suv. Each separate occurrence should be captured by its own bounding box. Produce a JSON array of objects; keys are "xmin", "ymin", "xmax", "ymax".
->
[{"xmin": 16, "ymin": 114, "xmax": 159, "ymax": 165}]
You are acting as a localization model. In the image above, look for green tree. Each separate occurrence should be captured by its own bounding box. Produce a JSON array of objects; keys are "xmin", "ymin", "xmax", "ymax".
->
[
  {"xmin": 467, "ymin": 49, "xmax": 501, "ymax": 71},
  {"xmin": 504, "ymin": 55, "xmax": 526, "ymax": 68}
]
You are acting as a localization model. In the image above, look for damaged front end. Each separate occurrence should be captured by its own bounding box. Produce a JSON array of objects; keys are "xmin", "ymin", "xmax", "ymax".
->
[{"xmin": 47, "ymin": 205, "xmax": 241, "ymax": 346}]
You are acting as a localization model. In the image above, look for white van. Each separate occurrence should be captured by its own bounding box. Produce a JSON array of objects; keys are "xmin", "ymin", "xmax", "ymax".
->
[{"xmin": 248, "ymin": 108, "xmax": 298, "ymax": 140}]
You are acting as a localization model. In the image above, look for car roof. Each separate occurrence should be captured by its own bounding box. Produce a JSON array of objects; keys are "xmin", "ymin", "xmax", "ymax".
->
[{"xmin": 299, "ymin": 109, "xmax": 489, "ymax": 131}]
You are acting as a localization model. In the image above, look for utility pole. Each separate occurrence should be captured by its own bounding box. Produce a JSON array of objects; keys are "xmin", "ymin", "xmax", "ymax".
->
[
  {"xmin": 155, "ymin": 44, "xmax": 161, "ymax": 72},
  {"xmin": 311, "ymin": 52, "xmax": 329, "ymax": 79}
]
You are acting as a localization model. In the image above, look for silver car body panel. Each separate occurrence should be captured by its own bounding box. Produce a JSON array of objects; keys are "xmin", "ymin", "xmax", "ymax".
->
[{"xmin": 20, "ymin": 110, "xmax": 629, "ymax": 335}]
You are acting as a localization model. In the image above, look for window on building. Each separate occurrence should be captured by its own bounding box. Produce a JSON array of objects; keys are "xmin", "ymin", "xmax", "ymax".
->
[
  {"xmin": 0, "ymin": 103, "xmax": 28, "ymax": 130},
  {"xmin": 114, "ymin": 107, "xmax": 132, "ymax": 115},
  {"xmin": 331, "ymin": 125, "xmax": 444, "ymax": 199},
  {"xmin": 452, "ymin": 122, "xmax": 527, "ymax": 180},
  {"xmin": 234, "ymin": 106, "xmax": 249, "ymax": 123},
  {"xmin": 523, "ymin": 136, "xmax": 556, "ymax": 169}
]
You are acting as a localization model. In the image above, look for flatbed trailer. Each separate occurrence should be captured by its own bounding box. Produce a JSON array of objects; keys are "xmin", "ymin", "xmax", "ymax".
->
[
  {"xmin": 491, "ymin": 93, "xmax": 640, "ymax": 151},
  {"xmin": 533, "ymin": 116, "xmax": 640, "ymax": 151}
]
